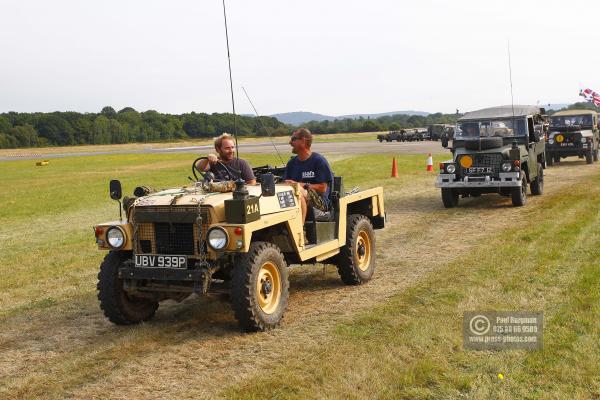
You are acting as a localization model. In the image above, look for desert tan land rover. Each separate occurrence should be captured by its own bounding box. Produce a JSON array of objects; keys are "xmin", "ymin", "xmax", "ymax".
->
[{"xmin": 93, "ymin": 160, "xmax": 385, "ymax": 331}]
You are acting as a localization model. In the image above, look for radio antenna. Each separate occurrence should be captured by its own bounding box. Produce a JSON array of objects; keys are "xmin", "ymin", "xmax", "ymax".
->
[
  {"xmin": 242, "ymin": 86, "xmax": 285, "ymax": 165},
  {"xmin": 221, "ymin": 0, "xmax": 240, "ymax": 159},
  {"xmin": 507, "ymin": 40, "xmax": 515, "ymax": 119}
]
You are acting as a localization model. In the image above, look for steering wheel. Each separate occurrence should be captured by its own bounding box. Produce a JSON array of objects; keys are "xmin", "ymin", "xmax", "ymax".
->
[{"xmin": 191, "ymin": 156, "xmax": 235, "ymax": 182}]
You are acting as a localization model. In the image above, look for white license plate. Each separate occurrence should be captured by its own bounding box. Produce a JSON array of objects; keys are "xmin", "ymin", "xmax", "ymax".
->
[
  {"xmin": 135, "ymin": 254, "xmax": 187, "ymax": 269},
  {"xmin": 467, "ymin": 167, "xmax": 493, "ymax": 174},
  {"xmin": 560, "ymin": 143, "xmax": 574, "ymax": 147}
]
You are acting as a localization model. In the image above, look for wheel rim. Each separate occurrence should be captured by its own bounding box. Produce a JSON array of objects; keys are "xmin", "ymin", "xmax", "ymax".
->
[
  {"xmin": 256, "ymin": 262, "xmax": 281, "ymax": 314},
  {"xmin": 355, "ymin": 230, "xmax": 372, "ymax": 272}
]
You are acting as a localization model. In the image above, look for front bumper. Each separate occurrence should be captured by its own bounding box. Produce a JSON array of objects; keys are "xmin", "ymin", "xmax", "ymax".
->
[
  {"xmin": 436, "ymin": 172, "xmax": 521, "ymax": 188},
  {"xmin": 547, "ymin": 143, "xmax": 589, "ymax": 157},
  {"xmin": 119, "ymin": 266, "xmax": 204, "ymax": 282}
]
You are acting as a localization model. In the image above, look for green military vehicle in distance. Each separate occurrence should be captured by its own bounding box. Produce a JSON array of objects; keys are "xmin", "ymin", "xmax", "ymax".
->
[
  {"xmin": 428, "ymin": 124, "xmax": 454, "ymax": 141},
  {"xmin": 436, "ymin": 105, "xmax": 547, "ymax": 207},
  {"xmin": 376, "ymin": 128, "xmax": 427, "ymax": 142},
  {"xmin": 93, "ymin": 161, "xmax": 385, "ymax": 332},
  {"xmin": 377, "ymin": 130, "xmax": 405, "ymax": 142},
  {"xmin": 546, "ymin": 109, "xmax": 599, "ymax": 165}
]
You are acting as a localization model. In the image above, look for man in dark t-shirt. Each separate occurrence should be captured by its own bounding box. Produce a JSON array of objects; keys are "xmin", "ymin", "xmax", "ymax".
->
[
  {"xmin": 195, "ymin": 133, "xmax": 256, "ymax": 184},
  {"xmin": 284, "ymin": 128, "xmax": 333, "ymax": 223}
]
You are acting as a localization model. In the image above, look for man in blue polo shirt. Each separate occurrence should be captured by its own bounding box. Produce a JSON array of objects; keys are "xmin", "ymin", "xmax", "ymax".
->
[{"xmin": 284, "ymin": 128, "xmax": 333, "ymax": 223}]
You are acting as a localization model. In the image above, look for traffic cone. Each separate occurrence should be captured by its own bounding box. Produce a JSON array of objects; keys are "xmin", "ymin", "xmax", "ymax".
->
[
  {"xmin": 391, "ymin": 157, "xmax": 398, "ymax": 178},
  {"xmin": 426, "ymin": 153, "xmax": 433, "ymax": 172}
]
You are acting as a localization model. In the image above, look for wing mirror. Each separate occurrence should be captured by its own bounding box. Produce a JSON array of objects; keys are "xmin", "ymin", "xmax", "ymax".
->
[
  {"xmin": 109, "ymin": 180, "xmax": 122, "ymax": 200},
  {"xmin": 441, "ymin": 135, "xmax": 449, "ymax": 148}
]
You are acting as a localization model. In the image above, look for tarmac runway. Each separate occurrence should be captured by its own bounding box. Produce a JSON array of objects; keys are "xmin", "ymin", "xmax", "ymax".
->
[{"xmin": 0, "ymin": 140, "xmax": 446, "ymax": 161}]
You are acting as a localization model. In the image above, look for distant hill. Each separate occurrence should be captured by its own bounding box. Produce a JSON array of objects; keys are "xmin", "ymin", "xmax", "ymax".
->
[{"xmin": 272, "ymin": 110, "xmax": 430, "ymax": 125}]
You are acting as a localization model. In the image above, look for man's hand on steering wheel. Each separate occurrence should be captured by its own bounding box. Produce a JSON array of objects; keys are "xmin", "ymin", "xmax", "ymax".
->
[{"xmin": 192, "ymin": 156, "xmax": 230, "ymax": 182}]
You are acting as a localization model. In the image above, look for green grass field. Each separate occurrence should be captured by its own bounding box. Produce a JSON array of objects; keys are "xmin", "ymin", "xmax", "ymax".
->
[{"xmin": 1, "ymin": 151, "xmax": 599, "ymax": 399}]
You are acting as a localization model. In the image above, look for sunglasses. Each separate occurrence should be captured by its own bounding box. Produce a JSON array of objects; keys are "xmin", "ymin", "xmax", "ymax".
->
[{"xmin": 290, "ymin": 136, "xmax": 303, "ymax": 141}]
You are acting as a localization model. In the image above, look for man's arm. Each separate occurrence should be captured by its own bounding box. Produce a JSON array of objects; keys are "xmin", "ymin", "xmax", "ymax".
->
[
  {"xmin": 304, "ymin": 182, "xmax": 327, "ymax": 194},
  {"xmin": 240, "ymin": 159, "xmax": 257, "ymax": 185},
  {"xmin": 195, "ymin": 154, "xmax": 219, "ymax": 172},
  {"xmin": 308, "ymin": 155, "xmax": 332, "ymax": 194}
]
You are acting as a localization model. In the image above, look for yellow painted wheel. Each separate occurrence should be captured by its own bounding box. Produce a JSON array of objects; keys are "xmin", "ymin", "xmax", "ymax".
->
[
  {"xmin": 355, "ymin": 230, "xmax": 372, "ymax": 272},
  {"xmin": 336, "ymin": 215, "xmax": 376, "ymax": 285},
  {"xmin": 232, "ymin": 242, "xmax": 289, "ymax": 331},
  {"xmin": 256, "ymin": 261, "xmax": 281, "ymax": 315}
]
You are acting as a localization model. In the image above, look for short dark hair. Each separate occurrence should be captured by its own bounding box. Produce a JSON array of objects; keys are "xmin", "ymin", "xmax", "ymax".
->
[{"xmin": 294, "ymin": 128, "xmax": 313, "ymax": 147}]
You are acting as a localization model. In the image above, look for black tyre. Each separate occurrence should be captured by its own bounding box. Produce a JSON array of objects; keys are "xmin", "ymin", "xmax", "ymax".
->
[
  {"xmin": 546, "ymin": 153, "xmax": 554, "ymax": 166},
  {"xmin": 586, "ymin": 150, "xmax": 593, "ymax": 164},
  {"xmin": 554, "ymin": 155, "xmax": 561, "ymax": 163},
  {"xmin": 511, "ymin": 172, "xmax": 527, "ymax": 206},
  {"xmin": 231, "ymin": 242, "xmax": 289, "ymax": 331},
  {"xmin": 441, "ymin": 188, "xmax": 459, "ymax": 208},
  {"xmin": 97, "ymin": 251, "xmax": 158, "ymax": 325},
  {"xmin": 530, "ymin": 162, "xmax": 544, "ymax": 195},
  {"xmin": 378, "ymin": 138, "xmax": 383, "ymax": 142},
  {"xmin": 335, "ymin": 215, "xmax": 376, "ymax": 285}
]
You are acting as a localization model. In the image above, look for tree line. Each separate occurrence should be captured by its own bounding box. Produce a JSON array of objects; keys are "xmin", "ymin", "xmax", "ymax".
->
[
  {"xmin": 301, "ymin": 112, "xmax": 459, "ymax": 134},
  {"xmin": 4, "ymin": 103, "xmax": 594, "ymax": 149},
  {"xmin": 0, "ymin": 106, "xmax": 287, "ymax": 149}
]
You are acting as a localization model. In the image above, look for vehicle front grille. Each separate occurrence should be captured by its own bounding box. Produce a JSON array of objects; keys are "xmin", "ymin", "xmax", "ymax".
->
[
  {"xmin": 133, "ymin": 206, "xmax": 211, "ymax": 256},
  {"xmin": 155, "ymin": 223, "xmax": 195, "ymax": 255},
  {"xmin": 458, "ymin": 153, "xmax": 503, "ymax": 177}
]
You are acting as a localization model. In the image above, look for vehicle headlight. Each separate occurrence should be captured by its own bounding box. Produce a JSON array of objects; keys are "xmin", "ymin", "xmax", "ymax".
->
[
  {"xmin": 106, "ymin": 226, "xmax": 125, "ymax": 249},
  {"xmin": 446, "ymin": 164, "xmax": 456, "ymax": 173},
  {"xmin": 501, "ymin": 162, "xmax": 512, "ymax": 172},
  {"xmin": 548, "ymin": 138, "xmax": 554, "ymax": 144},
  {"xmin": 207, "ymin": 227, "xmax": 228, "ymax": 250}
]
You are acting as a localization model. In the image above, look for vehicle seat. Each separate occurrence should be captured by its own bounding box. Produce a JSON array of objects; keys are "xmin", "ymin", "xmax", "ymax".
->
[{"xmin": 305, "ymin": 176, "xmax": 342, "ymax": 244}]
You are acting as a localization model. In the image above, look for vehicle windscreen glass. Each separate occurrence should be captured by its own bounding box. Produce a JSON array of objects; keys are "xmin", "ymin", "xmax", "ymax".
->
[
  {"xmin": 550, "ymin": 115, "xmax": 592, "ymax": 127},
  {"xmin": 455, "ymin": 119, "xmax": 527, "ymax": 138}
]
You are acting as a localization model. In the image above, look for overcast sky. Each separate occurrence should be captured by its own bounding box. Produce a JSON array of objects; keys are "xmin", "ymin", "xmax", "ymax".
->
[{"xmin": 1, "ymin": 0, "xmax": 598, "ymax": 115}]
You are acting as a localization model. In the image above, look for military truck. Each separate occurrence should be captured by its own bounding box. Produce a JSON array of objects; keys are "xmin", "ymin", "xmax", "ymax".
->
[
  {"xmin": 436, "ymin": 105, "xmax": 547, "ymax": 207},
  {"xmin": 93, "ymin": 160, "xmax": 385, "ymax": 332},
  {"xmin": 545, "ymin": 110, "xmax": 599, "ymax": 165},
  {"xmin": 428, "ymin": 124, "xmax": 454, "ymax": 141},
  {"xmin": 377, "ymin": 130, "xmax": 405, "ymax": 142}
]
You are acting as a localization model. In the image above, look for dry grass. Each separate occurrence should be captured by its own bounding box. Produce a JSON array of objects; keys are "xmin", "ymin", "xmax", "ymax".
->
[{"xmin": 1, "ymin": 151, "xmax": 599, "ymax": 399}]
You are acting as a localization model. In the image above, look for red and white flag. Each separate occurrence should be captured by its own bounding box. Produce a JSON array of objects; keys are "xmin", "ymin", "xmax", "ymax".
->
[{"xmin": 579, "ymin": 87, "xmax": 600, "ymax": 107}]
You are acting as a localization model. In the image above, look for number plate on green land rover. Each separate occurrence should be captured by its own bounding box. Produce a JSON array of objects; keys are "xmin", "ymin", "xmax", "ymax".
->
[{"xmin": 135, "ymin": 254, "xmax": 187, "ymax": 269}]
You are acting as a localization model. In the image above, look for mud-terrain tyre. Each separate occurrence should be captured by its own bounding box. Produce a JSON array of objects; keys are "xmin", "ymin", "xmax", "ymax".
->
[
  {"xmin": 511, "ymin": 172, "xmax": 527, "ymax": 207},
  {"xmin": 378, "ymin": 137, "xmax": 383, "ymax": 142},
  {"xmin": 554, "ymin": 155, "xmax": 560, "ymax": 163},
  {"xmin": 586, "ymin": 150, "xmax": 593, "ymax": 164},
  {"xmin": 464, "ymin": 137, "xmax": 503, "ymax": 150},
  {"xmin": 335, "ymin": 215, "xmax": 376, "ymax": 285},
  {"xmin": 97, "ymin": 251, "xmax": 159, "ymax": 325},
  {"xmin": 546, "ymin": 154, "xmax": 554, "ymax": 166},
  {"xmin": 530, "ymin": 162, "xmax": 544, "ymax": 195},
  {"xmin": 231, "ymin": 242, "xmax": 289, "ymax": 331},
  {"xmin": 441, "ymin": 188, "xmax": 459, "ymax": 208}
]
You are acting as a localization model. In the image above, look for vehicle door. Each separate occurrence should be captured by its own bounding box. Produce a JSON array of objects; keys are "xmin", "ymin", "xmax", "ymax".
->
[{"xmin": 527, "ymin": 117, "xmax": 539, "ymax": 179}]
